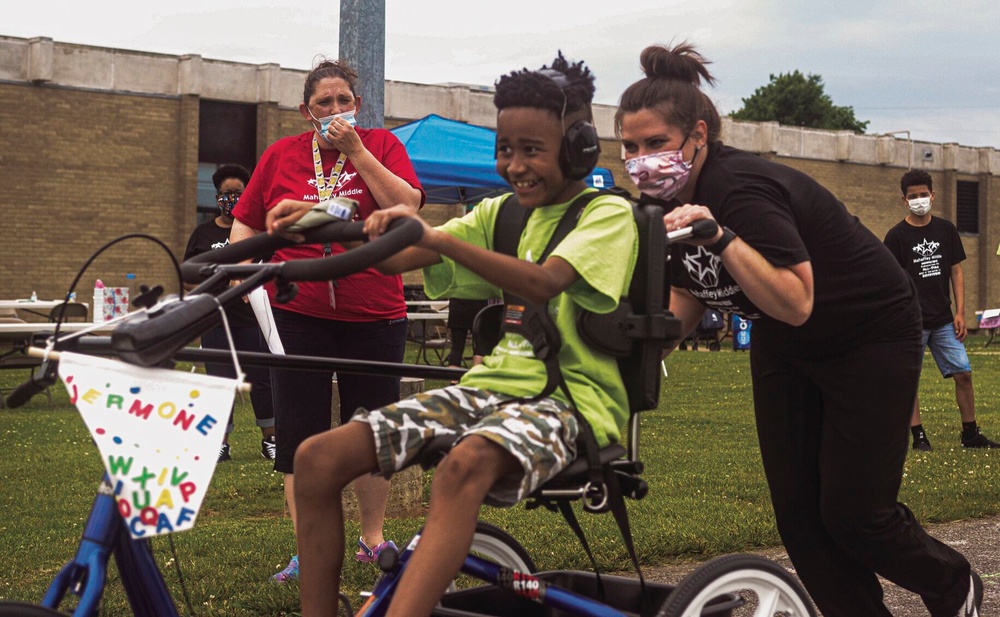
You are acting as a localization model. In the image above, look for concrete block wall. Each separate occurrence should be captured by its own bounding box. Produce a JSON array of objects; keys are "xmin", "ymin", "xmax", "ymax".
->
[
  {"xmin": 3, "ymin": 34, "xmax": 1000, "ymax": 324},
  {"xmin": 0, "ymin": 84, "xmax": 189, "ymax": 302}
]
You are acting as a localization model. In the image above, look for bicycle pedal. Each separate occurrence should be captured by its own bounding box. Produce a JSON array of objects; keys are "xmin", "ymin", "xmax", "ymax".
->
[{"xmin": 377, "ymin": 545, "xmax": 400, "ymax": 573}]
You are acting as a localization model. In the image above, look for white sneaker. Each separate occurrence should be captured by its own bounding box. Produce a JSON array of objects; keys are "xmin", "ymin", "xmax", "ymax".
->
[
  {"xmin": 960, "ymin": 572, "xmax": 983, "ymax": 617},
  {"xmin": 261, "ymin": 436, "xmax": 277, "ymax": 460}
]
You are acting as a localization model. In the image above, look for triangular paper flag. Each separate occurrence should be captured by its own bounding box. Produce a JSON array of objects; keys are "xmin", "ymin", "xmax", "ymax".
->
[{"xmin": 57, "ymin": 352, "xmax": 238, "ymax": 538}]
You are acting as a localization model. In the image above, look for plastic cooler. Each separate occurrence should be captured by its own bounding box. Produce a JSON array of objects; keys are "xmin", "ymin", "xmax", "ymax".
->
[{"xmin": 732, "ymin": 315, "xmax": 752, "ymax": 351}]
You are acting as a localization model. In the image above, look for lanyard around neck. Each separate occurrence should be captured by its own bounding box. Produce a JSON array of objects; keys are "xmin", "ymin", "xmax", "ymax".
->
[{"xmin": 312, "ymin": 133, "xmax": 348, "ymax": 202}]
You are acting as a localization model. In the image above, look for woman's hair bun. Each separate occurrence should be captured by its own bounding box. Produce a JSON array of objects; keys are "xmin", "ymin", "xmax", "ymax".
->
[{"xmin": 639, "ymin": 42, "xmax": 715, "ymax": 87}]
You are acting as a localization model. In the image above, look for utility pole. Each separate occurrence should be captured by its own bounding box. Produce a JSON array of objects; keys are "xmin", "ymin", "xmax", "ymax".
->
[{"xmin": 339, "ymin": 0, "xmax": 385, "ymax": 129}]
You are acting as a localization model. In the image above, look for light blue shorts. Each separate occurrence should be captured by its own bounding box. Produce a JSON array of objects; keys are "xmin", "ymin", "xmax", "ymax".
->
[{"xmin": 922, "ymin": 323, "xmax": 972, "ymax": 378}]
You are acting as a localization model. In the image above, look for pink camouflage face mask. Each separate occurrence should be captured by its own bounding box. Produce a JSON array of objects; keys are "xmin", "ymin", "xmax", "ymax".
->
[{"xmin": 625, "ymin": 148, "xmax": 697, "ymax": 202}]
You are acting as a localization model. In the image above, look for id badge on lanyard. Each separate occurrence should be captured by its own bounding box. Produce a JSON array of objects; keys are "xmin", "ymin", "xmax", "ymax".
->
[{"xmin": 312, "ymin": 134, "xmax": 347, "ymax": 309}]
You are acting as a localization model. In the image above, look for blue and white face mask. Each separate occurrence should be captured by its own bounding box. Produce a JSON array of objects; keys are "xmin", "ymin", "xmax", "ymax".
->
[
  {"xmin": 309, "ymin": 109, "xmax": 357, "ymax": 143},
  {"xmin": 333, "ymin": 110, "xmax": 357, "ymax": 127}
]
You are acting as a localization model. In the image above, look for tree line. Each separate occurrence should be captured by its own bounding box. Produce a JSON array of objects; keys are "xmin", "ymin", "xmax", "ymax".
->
[{"xmin": 732, "ymin": 70, "xmax": 869, "ymax": 133}]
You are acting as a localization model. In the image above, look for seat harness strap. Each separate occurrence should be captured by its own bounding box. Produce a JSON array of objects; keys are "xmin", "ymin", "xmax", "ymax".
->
[
  {"xmin": 492, "ymin": 192, "xmax": 646, "ymax": 608},
  {"xmin": 492, "ymin": 192, "xmax": 604, "ymax": 493}
]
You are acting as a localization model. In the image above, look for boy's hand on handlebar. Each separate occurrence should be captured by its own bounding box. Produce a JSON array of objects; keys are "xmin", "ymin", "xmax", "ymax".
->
[
  {"xmin": 663, "ymin": 204, "xmax": 723, "ymax": 245},
  {"xmin": 364, "ymin": 205, "xmax": 431, "ymax": 242},
  {"xmin": 266, "ymin": 199, "xmax": 313, "ymax": 239}
]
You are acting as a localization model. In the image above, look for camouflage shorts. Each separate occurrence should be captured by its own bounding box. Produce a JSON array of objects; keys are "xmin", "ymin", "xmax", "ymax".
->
[{"xmin": 351, "ymin": 386, "xmax": 579, "ymax": 507}]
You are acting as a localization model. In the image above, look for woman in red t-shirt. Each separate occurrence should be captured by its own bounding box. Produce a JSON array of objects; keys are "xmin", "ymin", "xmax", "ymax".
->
[{"xmin": 231, "ymin": 58, "xmax": 425, "ymax": 582}]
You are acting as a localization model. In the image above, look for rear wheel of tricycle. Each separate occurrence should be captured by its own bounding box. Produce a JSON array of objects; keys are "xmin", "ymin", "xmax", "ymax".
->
[{"xmin": 657, "ymin": 553, "xmax": 817, "ymax": 617}]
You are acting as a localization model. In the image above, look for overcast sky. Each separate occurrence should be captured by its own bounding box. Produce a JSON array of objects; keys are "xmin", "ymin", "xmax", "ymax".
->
[{"xmin": 6, "ymin": 0, "xmax": 1000, "ymax": 148}]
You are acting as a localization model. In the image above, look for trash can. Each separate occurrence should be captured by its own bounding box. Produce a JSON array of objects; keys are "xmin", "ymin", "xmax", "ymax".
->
[{"xmin": 732, "ymin": 314, "xmax": 752, "ymax": 351}]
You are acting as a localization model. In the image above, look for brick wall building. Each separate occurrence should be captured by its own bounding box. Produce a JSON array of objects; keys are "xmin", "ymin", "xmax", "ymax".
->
[{"xmin": 2, "ymin": 35, "xmax": 999, "ymax": 322}]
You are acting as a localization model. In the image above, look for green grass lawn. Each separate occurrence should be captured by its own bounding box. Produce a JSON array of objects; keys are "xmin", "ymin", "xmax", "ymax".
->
[{"xmin": 2, "ymin": 337, "xmax": 1000, "ymax": 615}]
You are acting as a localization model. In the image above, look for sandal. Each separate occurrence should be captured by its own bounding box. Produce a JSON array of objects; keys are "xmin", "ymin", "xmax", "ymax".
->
[
  {"xmin": 356, "ymin": 537, "xmax": 397, "ymax": 564},
  {"xmin": 271, "ymin": 555, "xmax": 299, "ymax": 583}
]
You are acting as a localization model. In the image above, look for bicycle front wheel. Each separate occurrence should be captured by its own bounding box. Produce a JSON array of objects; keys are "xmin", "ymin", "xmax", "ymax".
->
[
  {"xmin": 445, "ymin": 521, "xmax": 536, "ymax": 593},
  {"xmin": 468, "ymin": 522, "xmax": 536, "ymax": 573},
  {"xmin": 657, "ymin": 553, "xmax": 817, "ymax": 617}
]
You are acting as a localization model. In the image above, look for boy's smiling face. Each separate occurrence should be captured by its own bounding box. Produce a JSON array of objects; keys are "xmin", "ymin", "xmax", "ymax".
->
[{"xmin": 496, "ymin": 106, "xmax": 582, "ymax": 208}]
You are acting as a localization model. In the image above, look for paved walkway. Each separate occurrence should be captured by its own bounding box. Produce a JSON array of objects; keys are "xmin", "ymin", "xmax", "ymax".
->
[{"xmin": 629, "ymin": 515, "xmax": 1000, "ymax": 615}]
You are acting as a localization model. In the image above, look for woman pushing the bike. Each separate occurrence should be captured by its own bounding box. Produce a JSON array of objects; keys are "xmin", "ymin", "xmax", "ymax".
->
[{"xmin": 619, "ymin": 42, "xmax": 980, "ymax": 616}]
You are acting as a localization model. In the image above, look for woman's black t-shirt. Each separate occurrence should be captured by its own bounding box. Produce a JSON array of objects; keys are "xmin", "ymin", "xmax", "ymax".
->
[
  {"xmin": 183, "ymin": 219, "xmax": 257, "ymax": 329},
  {"xmin": 669, "ymin": 142, "xmax": 917, "ymax": 357}
]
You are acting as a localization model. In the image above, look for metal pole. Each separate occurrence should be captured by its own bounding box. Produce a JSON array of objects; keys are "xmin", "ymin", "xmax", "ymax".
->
[{"xmin": 339, "ymin": 0, "xmax": 385, "ymax": 129}]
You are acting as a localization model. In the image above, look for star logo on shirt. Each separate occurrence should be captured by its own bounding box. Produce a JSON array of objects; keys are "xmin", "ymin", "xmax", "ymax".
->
[
  {"xmin": 682, "ymin": 246, "xmax": 722, "ymax": 288},
  {"xmin": 334, "ymin": 170, "xmax": 357, "ymax": 192},
  {"xmin": 913, "ymin": 238, "xmax": 940, "ymax": 257}
]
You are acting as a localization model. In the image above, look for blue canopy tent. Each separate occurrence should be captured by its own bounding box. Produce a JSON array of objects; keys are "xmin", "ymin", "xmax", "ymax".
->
[{"xmin": 390, "ymin": 114, "xmax": 615, "ymax": 204}]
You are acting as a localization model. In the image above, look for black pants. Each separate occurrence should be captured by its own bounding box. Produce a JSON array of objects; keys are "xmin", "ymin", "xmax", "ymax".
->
[
  {"xmin": 270, "ymin": 307, "xmax": 407, "ymax": 474},
  {"xmin": 751, "ymin": 320, "xmax": 970, "ymax": 616},
  {"xmin": 446, "ymin": 298, "xmax": 490, "ymax": 367},
  {"xmin": 201, "ymin": 323, "xmax": 274, "ymax": 434}
]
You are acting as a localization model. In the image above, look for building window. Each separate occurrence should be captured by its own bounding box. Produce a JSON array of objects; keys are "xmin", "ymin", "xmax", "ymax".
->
[
  {"xmin": 956, "ymin": 180, "xmax": 979, "ymax": 234},
  {"xmin": 197, "ymin": 101, "xmax": 257, "ymax": 225},
  {"xmin": 196, "ymin": 163, "xmax": 219, "ymax": 226}
]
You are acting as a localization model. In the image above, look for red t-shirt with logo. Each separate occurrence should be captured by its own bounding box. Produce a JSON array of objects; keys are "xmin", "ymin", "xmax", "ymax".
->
[{"xmin": 233, "ymin": 129, "xmax": 425, "ymax": 321}]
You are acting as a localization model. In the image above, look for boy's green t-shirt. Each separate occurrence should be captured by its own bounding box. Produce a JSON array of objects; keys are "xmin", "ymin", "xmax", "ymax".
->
[{"xmin": 422, "ymin": 189, "xmax": 638, "ymax": 446}]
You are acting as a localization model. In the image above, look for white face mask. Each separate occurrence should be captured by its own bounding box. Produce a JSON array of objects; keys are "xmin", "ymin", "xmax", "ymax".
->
[{"xmin": 908, "ymin": 197, "xmax": 931, "ymax": 216}]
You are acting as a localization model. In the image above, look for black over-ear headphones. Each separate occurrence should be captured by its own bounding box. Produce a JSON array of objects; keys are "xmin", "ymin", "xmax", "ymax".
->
[{"xmin": 534, "ymin": 68, "xmax": 601, "ymax": 181}]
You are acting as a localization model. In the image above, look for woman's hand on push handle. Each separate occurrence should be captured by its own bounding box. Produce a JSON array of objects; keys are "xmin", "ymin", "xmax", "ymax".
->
[{"xmin": 663, "ymin": 204, "xmax": 723, "ymax": 246}]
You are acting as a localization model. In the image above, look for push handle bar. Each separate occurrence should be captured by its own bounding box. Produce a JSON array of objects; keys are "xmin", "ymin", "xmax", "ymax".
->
[
  {"xmin": 666, "ymin": 218, "xmax": 719, "ymax": 243},
  {"xmin": 182, "ymin": 217, "xmax": 423, "ymax": 284},
  {"xmin": 113, "ymin": 217, "xmax": 423, "ymax": 367}
]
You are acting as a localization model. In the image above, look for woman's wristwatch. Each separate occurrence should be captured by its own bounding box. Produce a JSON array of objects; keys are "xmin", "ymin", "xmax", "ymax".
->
[{"xmin": 707, "ymin": 226, "xmax": 736, "ymax": 256}]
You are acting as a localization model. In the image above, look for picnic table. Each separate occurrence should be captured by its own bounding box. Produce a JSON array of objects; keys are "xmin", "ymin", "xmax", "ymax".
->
[
  {"xmin": 0, "ymin": 299, "xmax": 89, "ymax": 320},
  {"xmin": 0, "ymin": 321, "xmax": 116, "ymax": 408}
]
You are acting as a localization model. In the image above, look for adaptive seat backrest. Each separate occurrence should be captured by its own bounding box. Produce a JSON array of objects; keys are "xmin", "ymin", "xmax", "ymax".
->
[
  {"xmin": 616, "ymin": 204, "xmax": 679, "ymax": 413},
  {"xmin": 474, "ymin": 193, "xmax": 680, "ymax": 413}
]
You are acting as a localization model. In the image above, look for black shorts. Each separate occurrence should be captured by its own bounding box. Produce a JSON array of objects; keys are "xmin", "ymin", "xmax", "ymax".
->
[{"xmin": 269, "ymin": 307, "xmax": 408, "ymax": 473}]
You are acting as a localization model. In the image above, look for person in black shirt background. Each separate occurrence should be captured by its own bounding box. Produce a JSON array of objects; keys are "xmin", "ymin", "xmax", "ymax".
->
[
  {"xmin": 884, "ymin": 169, "xmax": 999, "ymax": 451},
  {"xmin": 183, "ymin": 164, "xmax": 277, "ymax": 463},
  {"xmin": 617, "ymin": 42, "xmax": 981, "ymax": 616}
]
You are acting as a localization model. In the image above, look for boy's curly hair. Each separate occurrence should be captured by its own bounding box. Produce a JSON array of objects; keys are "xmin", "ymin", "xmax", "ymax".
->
[
  {"xmin": 494, "ymin": 52, "xmax": 595, "ymax": 118},
  {"xmin": 900, "ymin": 169, "xmax": 933, "ymax": 194}
]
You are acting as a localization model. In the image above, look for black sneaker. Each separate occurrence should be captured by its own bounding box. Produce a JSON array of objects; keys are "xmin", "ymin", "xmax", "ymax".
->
[
  {"xmin": 961, "ymin": 428, "xmax": 1000, "ymax": 449},
  {"xmin": 218, "ymin": 443, "xmax": 232, "ymax": 463},
  {"xmin": 959, "ymin": 571, "xmax": 983, "ymax": 616},
  {"xmin": 261, "ymin": 436, "xmax": 277, "ymax": 461},
  {"xmin": 913, "ymin": 435, "xmax": 933, "ymax": 451}
]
